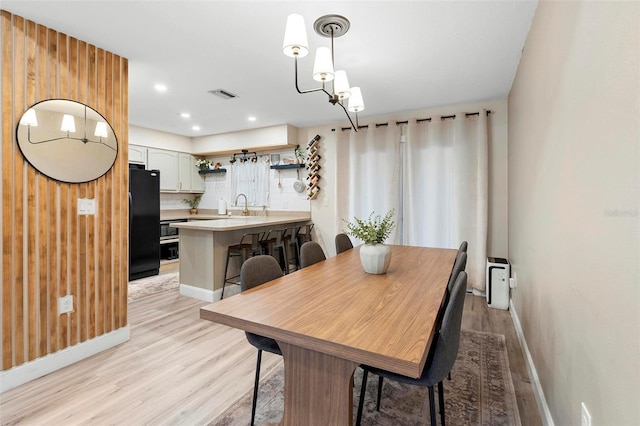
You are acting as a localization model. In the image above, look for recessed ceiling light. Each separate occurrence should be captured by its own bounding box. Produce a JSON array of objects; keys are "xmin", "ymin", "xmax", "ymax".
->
[
  {"xmin": 154, "ymin": 83, "xmax": 167, "ymax": 92},
  {"xmin": 180, "ymin": 112, "xmax": 191, "ymax": 118},
  {"xmin": 192, "ymin": 125, "xmax": 201, "ymax": 131},
  {"xmin": 248, "ymin": 116, "xmax": 257, "ymax": 122}
]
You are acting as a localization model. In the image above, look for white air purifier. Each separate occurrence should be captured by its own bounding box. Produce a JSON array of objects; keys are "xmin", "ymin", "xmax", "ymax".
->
[{"xmin": 486, "ymin": 257, "xmax": 510, "ymax": 310}]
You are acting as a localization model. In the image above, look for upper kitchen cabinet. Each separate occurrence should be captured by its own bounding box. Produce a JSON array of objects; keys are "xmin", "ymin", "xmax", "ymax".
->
[
  {"xmin": 129, "ymin": 144, "xmax": 147, "ymax": 166},
  {"xmin": 179, "ymin": 152, "xmax": 205, "ymax": 192},
  {"xmin": 148, "ymin": 148, "xmax": 204, "ymax": 193},
  {"xmin": 191, "ymin": 124, "xmax": 298, "ymax": 155}
]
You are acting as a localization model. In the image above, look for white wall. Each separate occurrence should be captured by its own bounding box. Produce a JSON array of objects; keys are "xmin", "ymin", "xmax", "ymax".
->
[
  {"xmin": 508, "ymin": 1, "xmax": 639, "ymax": 424},
  {"xmin": 129, "ymin": 125, "xmax": 192, "ymax": 152}
]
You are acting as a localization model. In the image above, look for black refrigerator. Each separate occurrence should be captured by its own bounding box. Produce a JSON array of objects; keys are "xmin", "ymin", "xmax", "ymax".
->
[{"xmin": 129, "ymin": 166, "xmax": 160, "ymax": 281}]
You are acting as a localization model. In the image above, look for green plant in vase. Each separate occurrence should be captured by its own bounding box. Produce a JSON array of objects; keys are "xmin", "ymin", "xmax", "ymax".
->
[
  {"xmin": 183, "ymin": 194, "xmax": 202, "ymax": 214},
  {"xmin": 195, "ymin": 159, "xmax": 211, "ymax": 171},
  {"xmin": 344, "ymin": 209, "xmax": 396, "ymax": 274}
]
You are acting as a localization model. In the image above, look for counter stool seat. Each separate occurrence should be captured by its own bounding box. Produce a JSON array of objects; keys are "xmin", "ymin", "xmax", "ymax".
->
[{"xmin": 221, "ymin": 232, "xmax": 264, "ymax": 299}]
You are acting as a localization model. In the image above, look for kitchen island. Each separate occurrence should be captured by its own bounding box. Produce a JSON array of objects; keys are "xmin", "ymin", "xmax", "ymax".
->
[{"xmin": 170, "ymin": 214, "xmax": 311, "ymax": 301}]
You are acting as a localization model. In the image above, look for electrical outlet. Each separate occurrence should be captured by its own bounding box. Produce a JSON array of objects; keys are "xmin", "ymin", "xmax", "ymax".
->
[
  {"xmin": 510, "ymin": 272, "xmax": 517, "ymax": 289},
  {"xmin": 581, "ymin": 402, "xmax": 592, "ymax": 426},
  {"xmin": 58, "ymin": 295, "xmax": 74, "ymax": 314}
]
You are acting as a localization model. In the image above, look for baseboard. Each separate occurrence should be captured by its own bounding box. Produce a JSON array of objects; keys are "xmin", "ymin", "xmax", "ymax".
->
[
  {"xmin": 0, "ymin": 326, "xmax": 130, "ymax": 394},
  {"xmin": 180, "ymin": 283, "xmax": 215, "ymax": 302},
  {"xmin": 179, "ymin": 282, "xmax": 241, "ymax": 302},
  {"xmin": 509, "ymin": 300, "xmax": 555, "ymax": 425}
]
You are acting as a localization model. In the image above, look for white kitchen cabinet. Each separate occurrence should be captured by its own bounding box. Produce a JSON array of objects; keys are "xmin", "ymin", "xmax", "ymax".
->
[
  {"xmin": 148, "ymin": 148, "xmax": 178, "ymax": 191},
  {"xmin": 128, "ymin": 144, "xmax": 147, "ymax": 166},
  {"xmin": 190, "ymin": 157, "xmax": 205, "ymax": 192},
  {"xmin": 178, "ymin": 153, "xmax": 204, "ymax": 192},
  {"xmin": 147, "ymin": 148, "xmax": 204, "ymax": 193}
]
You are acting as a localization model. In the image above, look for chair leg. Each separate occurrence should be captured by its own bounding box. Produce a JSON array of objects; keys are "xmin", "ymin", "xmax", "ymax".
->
[
  {"xmin": 428, "ymin": 385, "xmax": 436, "ymax": 426},
  {"xmin": 376, "ymin": 376, "xmax": 384, "ymax": 411},
  {"xmin": 355, "ymin": 369, "xmax": 369, "ymax": 426},
  {"xmin": 221, "ymin": 250, "xmax": 232, "ymax": 299},
  {"xmin": 438, "ymin": 381, "xmax": 445, "ymax": 426},
  {"xmin": 250, "ymin": 350, "xmax": 263, "ymax": 426}
]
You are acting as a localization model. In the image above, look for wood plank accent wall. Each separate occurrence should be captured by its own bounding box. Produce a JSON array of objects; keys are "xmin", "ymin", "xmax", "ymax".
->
[{"xmin": 1, "ymin": 11, "xmax": 129, "ymax": 371}]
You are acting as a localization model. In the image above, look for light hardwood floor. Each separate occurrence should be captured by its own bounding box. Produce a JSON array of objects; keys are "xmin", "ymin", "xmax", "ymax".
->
[{"xmin": 1, "ymin": 277, "xmax": 542, "ymax": 425}]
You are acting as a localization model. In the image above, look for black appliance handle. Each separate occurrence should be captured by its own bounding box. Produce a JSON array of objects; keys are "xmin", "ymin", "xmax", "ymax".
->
[{"xmin": 129, "ymin": 191, "xmax": 133, "ymax": 227}]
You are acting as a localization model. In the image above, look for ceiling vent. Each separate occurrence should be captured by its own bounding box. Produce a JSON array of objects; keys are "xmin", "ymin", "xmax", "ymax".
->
[{"xmin": 208, "ymin": 89, "xmax": 238, "ymax": 100}]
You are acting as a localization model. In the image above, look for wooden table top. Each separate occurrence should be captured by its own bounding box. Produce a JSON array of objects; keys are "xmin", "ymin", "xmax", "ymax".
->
[{"xmin": 200, "ymin": 245, "xmax": 457, "ymax": 378}]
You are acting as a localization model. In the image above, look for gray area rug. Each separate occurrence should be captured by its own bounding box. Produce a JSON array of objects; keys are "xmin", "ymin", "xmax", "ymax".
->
[
  {"xmin": 128, "ymin": 271, "xmax": 179, "ymax": 302},
  {"xmin": 211, "ymin": 330, "xmax": 521, "ymax": 426}
]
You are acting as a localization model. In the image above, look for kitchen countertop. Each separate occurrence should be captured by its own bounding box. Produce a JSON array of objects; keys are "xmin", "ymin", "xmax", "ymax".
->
[{"xmin": 168, "ymin": 214, "xmax": 311, "ymax": 232}]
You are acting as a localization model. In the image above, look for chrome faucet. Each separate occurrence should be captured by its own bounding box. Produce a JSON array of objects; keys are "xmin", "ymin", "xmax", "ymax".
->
[{"xmin": 234, "ymin": 193, "xmax": 249, "ymax": 216}]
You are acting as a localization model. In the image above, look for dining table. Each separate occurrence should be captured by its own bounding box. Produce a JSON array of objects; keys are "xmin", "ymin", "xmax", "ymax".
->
[{"xmin": 200, "ymin": 244, "xmax": 457, "ymax": 425}]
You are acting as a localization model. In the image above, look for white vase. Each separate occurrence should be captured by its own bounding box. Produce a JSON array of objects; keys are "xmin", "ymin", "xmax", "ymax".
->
[{"xmin": 360, "ymin": 244, "xmax": 392, "ymax": 274}]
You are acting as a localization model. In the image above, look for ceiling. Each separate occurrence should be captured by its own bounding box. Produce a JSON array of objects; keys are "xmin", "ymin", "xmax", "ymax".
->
[{"xmin": 3, "ymin": 1, "xmax": 538, "ymax": 137}]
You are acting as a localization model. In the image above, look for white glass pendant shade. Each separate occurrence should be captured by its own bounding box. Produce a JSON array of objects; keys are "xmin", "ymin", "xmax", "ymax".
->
[
  {"xmin": 348, "ymin": 86, "xmax": 365, "ymax": 112},
  {"xmin": 94, "ymin": 122, "xmax": 108, "ymax": 138},
  {"xmin": 312, "ymin": 47, "xmax": 334, "ymax": 82},
  {"xmin": 283, "ymin": 14, "xmax": 309, "ymax": 58},
  {"xmin": 60, "ymin": 114, "xmax": 76, "ymax": 133},
  {"xmin": 20, "ymin": 108, "xmax": 38, "ymax": 126},
  {"xmin": 334, "ymin": 70, "xmax": 351, "ymax": 99}
]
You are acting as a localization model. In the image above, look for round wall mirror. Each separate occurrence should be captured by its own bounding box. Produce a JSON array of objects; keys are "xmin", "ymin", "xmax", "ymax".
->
[{"xmin": 16, "ymin": 99, "xmax": 118, "ymax": 183}]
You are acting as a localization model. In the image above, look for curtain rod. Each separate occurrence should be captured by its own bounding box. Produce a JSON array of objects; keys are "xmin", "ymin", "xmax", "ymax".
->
[{"xmin": 332, "ymin": 110, "xmax": 492, "ymax": 131}]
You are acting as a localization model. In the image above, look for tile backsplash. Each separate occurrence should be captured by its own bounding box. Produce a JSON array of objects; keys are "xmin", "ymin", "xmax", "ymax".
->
[{"xmin": 160, "ymin": 149, "xmax": 311, "ymax": 213}]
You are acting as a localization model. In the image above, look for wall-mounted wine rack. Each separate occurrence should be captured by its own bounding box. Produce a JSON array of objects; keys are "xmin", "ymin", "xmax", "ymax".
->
[{"xmin": 306, "ymin": 134, "xmax": 321, "ymax": 200}]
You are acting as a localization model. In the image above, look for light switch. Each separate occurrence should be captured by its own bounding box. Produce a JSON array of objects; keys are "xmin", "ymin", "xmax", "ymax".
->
[
  {"xmin": 78, "ymin": 198, "xmax": 96, "ymax": 215},
  {"xmin": 86, "ymin": 199, "xmax": 96, "ymax": 214},
  {"xmin": 78, "ymin": 198, "xmax": 86, "ymax": 214}
]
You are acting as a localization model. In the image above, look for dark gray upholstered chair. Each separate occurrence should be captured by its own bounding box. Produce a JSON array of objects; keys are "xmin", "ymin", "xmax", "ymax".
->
[
  {"xmin": 335, "ymin": 233, "xmax": 354, "ymax": 254},
  {"xmin": 356, "ymin": 271, "xmax": 468, "ymax": 426},
  {"xmin": 240, "ymin": 255, "xmax": 284, "ymax": 425},
  {"xmin": 459, "ymin": 240, "xmax": 468, "ymax": 253},
  {"xmin": 443, "ymin": 249, "xmax": 466, "ymax": 382},
  {"xmin": 447, "ymin": 251, "xmax": 467, "ymax": 293},
  {"xmin": 299, "ymin": 241, "xmax": 326, "ymax": 268}
]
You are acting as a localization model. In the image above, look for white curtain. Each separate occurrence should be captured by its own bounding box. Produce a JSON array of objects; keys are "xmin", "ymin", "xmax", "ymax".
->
[
  {"xmin": 230, "ymin": 158, "xmax": 270, "ymax": 206},
  {"xmin": 336, "ymin": 125, "xmax": 402, "ymax": 244},
  {"xmin": 404, "ymin": 112, "xmax": 488, "ymax": 291}
]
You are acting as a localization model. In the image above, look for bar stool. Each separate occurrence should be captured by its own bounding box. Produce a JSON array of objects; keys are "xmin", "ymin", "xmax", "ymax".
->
[
  {"xmin": 282, "ymin": 226, "xmax": 301, "ymax": 273},
  {"xmin": 260, "ymin": 229, "xmax": 288, "ymax": 273},
  {"xmin": 297, "ymin": 223, "xmax": 314, "ymax": 250},
  {"xmin": 221, "ymin": 232, "xmax": 264, "ymax": 299}
]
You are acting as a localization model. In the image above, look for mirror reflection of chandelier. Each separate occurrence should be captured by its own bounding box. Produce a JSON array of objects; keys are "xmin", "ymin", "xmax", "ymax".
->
[
  {"xmin": 283, "ymin": 14, "xmax": 365, "ymax": 131},
  {"xmin": 19, "ymin": 105, "xmax": 115, "ymax": 150}
]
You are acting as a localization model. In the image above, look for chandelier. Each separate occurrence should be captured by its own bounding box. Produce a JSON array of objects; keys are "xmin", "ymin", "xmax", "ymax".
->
[{"xmin": 283, "ymin": 14, "xmax": 365, "ymax": 131}]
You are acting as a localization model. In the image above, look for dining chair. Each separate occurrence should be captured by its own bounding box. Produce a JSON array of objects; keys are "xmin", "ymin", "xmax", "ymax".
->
[
  {"xmin": 356, "ymin": 271, "xmax": 468, "ymax": 426},
  {"xmin": 447, "ymin": 251, "xmax": 467, "ymax": 293},
  {"xmin": 240, "ymin": 255, "xmax": 284, "ymax": 426},
  {"xmin": 459, "ymin": 240, "xmax": 468, "ymax": 253},
  {"xmin": 299, "ymin": 241, "xmax": 326, "ymax": 268},
  {"xmin": 335, "ymin": 233, "xmax": 353, "ymax": 254},
  {"xmin": 443, "ymin": 250, "xmax": 466, "ymax": 381}
]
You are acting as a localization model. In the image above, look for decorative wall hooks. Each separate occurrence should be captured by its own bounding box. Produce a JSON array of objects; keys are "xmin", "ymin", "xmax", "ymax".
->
[{"xmin": 306, "ymin": 134, "xmax": 321, "ymax": 199}]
